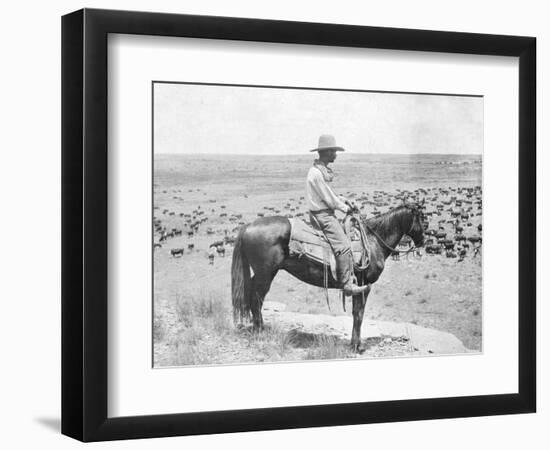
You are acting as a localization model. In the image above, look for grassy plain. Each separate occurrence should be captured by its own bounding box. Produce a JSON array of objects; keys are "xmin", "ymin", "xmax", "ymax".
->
[{"xmin": 153, "ymin": 153, "xmax": 482, "ymax": 367}]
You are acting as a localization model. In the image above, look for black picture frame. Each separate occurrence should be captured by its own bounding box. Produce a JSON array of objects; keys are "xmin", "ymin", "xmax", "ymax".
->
[{"xmin": 61, "ymin": 8, "xmax": 536, "ymax": 442}]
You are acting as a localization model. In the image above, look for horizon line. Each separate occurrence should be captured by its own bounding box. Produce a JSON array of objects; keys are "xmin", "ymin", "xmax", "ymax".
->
[{"xmin": 154, "ymin": 152, "xmax": 483, "ymax": 157}]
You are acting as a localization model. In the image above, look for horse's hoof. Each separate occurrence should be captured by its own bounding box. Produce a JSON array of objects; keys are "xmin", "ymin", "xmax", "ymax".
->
[{"xmin": 351, "ymin": 343, "xmax": 365, "ymax": 354}]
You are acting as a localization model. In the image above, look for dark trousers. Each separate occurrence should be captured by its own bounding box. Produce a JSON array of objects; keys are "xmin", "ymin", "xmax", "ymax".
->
[{"xmin": 309, "ymin": 210, "xmax": 352, "ymax": 256}]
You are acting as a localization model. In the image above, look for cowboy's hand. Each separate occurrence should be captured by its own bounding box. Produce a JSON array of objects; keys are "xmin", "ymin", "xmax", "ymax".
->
[{"xmin": 345, "ymin": 199, "xmax": 358, "ymax": 212}]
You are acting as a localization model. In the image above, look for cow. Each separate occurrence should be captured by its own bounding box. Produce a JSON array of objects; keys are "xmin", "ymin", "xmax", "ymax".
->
[
  {"xmin": 443, "ymin": 239, "xmax": 455, "ymax": 250},
  {"xmin": 224, "ymin": 236, "xmax": 236, "ymax": 245},
  {"xmin": 170, "ymin": 248, "xmax": 184, "ymax": 257},
  {"xmin": 425, "ymin": 244, "xmax": 442, "ymax": 255},
  {"xmin": 446, "ymin": 249, "xmax": 457, "ymax": 258},
  {"xmin": 208, "ymin": 246, "xmax": 216, "ymax": 265}
]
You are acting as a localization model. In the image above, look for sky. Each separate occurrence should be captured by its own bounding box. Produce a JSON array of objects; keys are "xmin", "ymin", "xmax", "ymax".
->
[{"xmin": 153, "ymin": 82, "xmax": 483, "ymax": 155}]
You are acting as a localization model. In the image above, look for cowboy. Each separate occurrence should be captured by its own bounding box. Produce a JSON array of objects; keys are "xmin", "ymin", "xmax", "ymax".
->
[{"xmin": 306, "ymin": 134, "xmax": 369, "ymax": 296}]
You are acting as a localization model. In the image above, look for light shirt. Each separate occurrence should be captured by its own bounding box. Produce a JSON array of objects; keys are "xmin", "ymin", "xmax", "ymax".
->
[{"xmin": 306, "ymin": 165, "xmax": 349, "ymax": 213}]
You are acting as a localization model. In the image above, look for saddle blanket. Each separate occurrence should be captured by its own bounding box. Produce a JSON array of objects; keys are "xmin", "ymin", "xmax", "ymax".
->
[{"xmin": 288, "ymin": 218, "xmax": 366, "ymax": 277}]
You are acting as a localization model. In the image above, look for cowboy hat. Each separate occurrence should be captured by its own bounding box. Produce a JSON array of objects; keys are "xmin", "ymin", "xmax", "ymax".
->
[{"xmin": 310, "ymin": 134, "xmax": 345, "ymax": 152}]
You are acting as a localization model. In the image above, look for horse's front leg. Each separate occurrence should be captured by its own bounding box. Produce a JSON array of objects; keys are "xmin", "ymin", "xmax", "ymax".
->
[{"xmin": 351, "ymin": 285, "xmax": 371, "ymax": 353}]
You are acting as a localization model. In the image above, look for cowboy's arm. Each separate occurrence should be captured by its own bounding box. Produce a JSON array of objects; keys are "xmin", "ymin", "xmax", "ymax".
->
[
  {"xmin": 310, "ymin": 170, "xmax": 349, "ymax": 213},
  {"xmin": 338, "ymin": 195, "xmax": 354, "ymax": 208}
]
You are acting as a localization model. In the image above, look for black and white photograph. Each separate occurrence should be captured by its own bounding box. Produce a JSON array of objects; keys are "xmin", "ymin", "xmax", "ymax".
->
[
  {"xmin": 1, "ymin": 0, "xmax": 542, "ymax": 447},
  {"xmin": 153, "ymin": 82, "xmax": 483, "ymax": 367}
]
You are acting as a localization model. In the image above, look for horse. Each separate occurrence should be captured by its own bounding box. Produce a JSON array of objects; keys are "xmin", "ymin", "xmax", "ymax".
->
[{"xmin": 231, "ymin": 201, "xmax": 425, "ymax": 352}]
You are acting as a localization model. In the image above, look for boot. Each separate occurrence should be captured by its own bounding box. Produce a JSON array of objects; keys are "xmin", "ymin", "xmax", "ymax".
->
[{"xmin": 335, "ymin": 252, "xmax": 369, "ymax": 297}]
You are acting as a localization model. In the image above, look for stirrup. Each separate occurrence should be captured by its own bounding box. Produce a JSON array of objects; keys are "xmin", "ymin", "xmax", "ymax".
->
[{"xmin": 343, "ymin": 283, "xmax": 369, "ymax": 297}]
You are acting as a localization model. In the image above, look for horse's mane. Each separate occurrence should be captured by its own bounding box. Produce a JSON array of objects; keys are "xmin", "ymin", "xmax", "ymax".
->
[{"xmin": 362, "ymin": 204, "xmax": 411, "ymax": 235}]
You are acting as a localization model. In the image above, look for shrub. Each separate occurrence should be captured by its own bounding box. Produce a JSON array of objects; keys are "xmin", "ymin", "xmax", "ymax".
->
[{"xmin": 175, "ymin": 297, "xmax": 195, "ymax": 327}]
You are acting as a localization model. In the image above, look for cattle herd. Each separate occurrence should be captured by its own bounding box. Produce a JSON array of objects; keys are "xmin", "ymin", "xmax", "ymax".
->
[{"xmin": 153, "ymin": 184, "xmax": 482, "ymax": 265}]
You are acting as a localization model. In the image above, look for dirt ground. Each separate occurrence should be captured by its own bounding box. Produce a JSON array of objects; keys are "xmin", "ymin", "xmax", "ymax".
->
[{"xmin": 153, "ymin": 154, "xmax": 482, "ymax": 367}]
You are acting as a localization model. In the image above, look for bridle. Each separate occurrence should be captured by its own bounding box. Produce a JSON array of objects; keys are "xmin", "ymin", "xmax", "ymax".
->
[{"xmin": 351, "ymin": 205, "xmax": 423, "ymax": 255}]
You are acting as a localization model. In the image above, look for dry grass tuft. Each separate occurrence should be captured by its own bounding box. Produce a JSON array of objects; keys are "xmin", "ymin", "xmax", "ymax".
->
[
  {"xmin": 174, "ymin": 327, "xmax": 204, "ymax": 365},
  {"xmin": 171, "ymin": 291, "xmax": 234, "ymax": 366},
  {"xmin": 153, "ymin": 313, "xmax": 166, "ymax": 342},
  {"xmin": 176, "ymin": 291, "xmax": 231, "ymax": 327},
  {"xmin": 243, "ymin": 324, "xmax": 293, "ymax": 360},
  {"xmin": 304, "ymin": 335, "xmax": 349, "ymax": 360}
]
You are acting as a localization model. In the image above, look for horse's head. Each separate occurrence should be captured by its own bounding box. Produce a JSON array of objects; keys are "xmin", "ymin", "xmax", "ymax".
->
[{"xmin": 403, "ymin": 199, "xmax": 426, "ymax": 247}]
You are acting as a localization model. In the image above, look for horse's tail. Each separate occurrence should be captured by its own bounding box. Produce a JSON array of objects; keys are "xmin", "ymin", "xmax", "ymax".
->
[{"xmin": 231, "ymin": 226, "xmax": 252, "ymax": 325}]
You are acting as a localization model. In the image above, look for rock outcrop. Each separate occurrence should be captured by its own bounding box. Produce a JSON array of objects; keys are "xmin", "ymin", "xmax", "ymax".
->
[{"xmin": 263, "ymin": 301, "xmax": 472, "ymax": 356}]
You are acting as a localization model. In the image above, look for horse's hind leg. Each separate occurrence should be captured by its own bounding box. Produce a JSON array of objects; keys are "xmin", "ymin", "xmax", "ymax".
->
[
  {"xmin": 250, "ymin": 272, "xmax": 276, "ymax": 331},
  {"xmin": 351, "ymin": 285, "xmax": 372, "ymax": 352}
]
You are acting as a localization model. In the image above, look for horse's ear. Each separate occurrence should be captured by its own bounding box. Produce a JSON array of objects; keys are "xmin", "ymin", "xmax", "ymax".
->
[{"xmin": 421, "ymin": 198, "xmax": 425, "ymax": 206}]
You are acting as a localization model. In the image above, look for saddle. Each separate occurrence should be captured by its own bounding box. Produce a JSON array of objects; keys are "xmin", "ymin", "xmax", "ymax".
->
[{"xmin": 288, "ymin": 215, "xmax": 370, "ymax": 278}]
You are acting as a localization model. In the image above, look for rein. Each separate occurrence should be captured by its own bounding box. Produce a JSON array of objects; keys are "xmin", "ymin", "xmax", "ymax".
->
[
  {"xmin": 345, "ymin": 214, "xmax": 370, "ymax": 270},
  {"xmin": 353, "ymin": 212, "xmax": 417, "ymax": 255}
]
